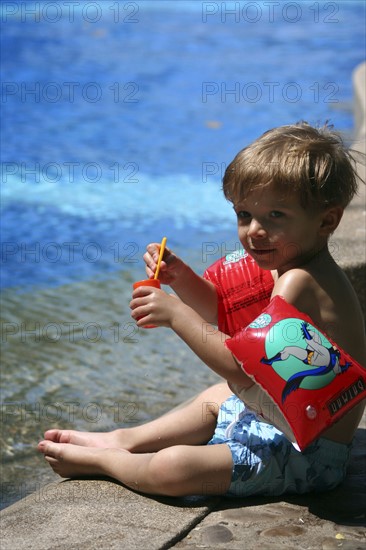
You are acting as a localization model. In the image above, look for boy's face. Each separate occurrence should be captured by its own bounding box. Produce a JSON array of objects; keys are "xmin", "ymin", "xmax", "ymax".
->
[{"xmin": 233, "ymin": 186, "xmax": 327, "ymax": 275}]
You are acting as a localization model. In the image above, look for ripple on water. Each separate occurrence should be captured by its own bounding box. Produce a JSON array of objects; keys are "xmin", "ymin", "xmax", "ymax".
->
[{"xmin": 1, "ymin": 270, "xmax": 220, "ymax": 508}]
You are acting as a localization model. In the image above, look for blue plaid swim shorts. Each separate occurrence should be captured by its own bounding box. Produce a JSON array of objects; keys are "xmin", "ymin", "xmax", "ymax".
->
[{"xmin": 207, "ymin": 394, "xmax": 351, "ymax": 498}]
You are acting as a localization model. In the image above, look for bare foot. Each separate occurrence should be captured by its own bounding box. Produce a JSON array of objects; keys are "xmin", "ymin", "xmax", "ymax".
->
[
  {"xmin": 43, "ymin": 429, "xmax": 128, "ymax": 449},
  {"xmin": 37, "ymin": 440, "xmax": 130, "ymax": 479}
]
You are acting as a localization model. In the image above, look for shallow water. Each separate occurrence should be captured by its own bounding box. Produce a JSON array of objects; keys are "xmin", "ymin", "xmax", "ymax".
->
[
  {"xmin": 1, "ymin": 0, "xmax": 365, "ymax": 508},
  {"xmin": 1, "ymin": 266, "xmax": 223, "ymax": 508}
]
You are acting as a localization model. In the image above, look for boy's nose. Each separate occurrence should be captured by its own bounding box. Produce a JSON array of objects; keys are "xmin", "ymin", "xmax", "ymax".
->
[{"xmin": 247, "ymin": 218, "xmax": 267, "ymax": 238}]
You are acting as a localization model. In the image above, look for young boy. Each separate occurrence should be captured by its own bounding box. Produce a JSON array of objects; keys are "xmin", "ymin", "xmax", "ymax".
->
[{"xmin": 38, "ymin": 122, "xmax": 366, "ymax": 498}]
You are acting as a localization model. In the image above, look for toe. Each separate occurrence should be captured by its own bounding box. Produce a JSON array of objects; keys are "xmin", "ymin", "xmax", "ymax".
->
[
  {"xmin": 44, "ymin": 429, "xmax": 68, "ymax": 442},
  {"xmin": 43, "ymin": 429, "xmax": 59, "ymax": 441},
  {"xmin": 38, "ymin": 440, "xmax": 60, "ymax": 458},
  {"xmin": 37, "ymin": 440, "xmax": 47, "ymax": 453}
]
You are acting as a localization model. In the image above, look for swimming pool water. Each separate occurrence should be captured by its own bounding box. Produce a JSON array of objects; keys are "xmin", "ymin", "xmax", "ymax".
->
[{"xmin": 1, "ymin": 0, "xmax": 365, "ymax": 289}]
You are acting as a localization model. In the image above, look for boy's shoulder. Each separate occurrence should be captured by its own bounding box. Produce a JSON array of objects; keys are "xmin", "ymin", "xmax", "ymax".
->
[
  {"xmin": 272, "ymin": 268, "xmax": 318, "ymax": 307},
  {"xmin": 271, "ymin": 261, "xmax": 348, "ymax": 328},
  {"xmin": 272, "ymin": 250, "xmax": 352, "ymax": 313},
  {"xmin": 272, "ymin": 261, "xmax": 365, "ymax": 364}
]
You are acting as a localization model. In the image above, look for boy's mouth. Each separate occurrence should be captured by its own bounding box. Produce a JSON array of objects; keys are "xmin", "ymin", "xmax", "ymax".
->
[{"xmin": 249, "ymin": 247, "xmax": 276, "ymax": 256}]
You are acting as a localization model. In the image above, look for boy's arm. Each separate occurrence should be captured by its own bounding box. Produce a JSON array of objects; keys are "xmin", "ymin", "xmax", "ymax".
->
[
  {"xmin": 130, "ymin": 287, "xmax": 252, "ymax": 387},
  {"xmin": 169, "ymin": 263, "xmax": 218, "ymax": 324}
]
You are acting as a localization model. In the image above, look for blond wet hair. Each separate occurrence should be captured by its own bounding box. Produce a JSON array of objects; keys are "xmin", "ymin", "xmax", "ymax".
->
[{"xmin": 223, "ymin": 122, "xmax": 362, "ymax": 210}]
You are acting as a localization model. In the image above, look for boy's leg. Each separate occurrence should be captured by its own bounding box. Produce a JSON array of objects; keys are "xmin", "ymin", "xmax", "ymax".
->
[
  {"xmin": 43, "ymin": 382, "xmax": 233, "ymax": 452},
  {"xmin": 37, "ymin": 440, "xmax": 233, "ymax": 497}
]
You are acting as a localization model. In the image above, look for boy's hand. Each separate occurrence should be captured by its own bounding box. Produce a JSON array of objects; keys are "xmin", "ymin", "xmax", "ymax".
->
[
  {"xmin": 142, "ymin": 242, "xmax": 218, "ymax": 325},
  {"xmin": 130, "ymin": 286, "xmax": 181, "ymax": 328},
  {"xmin": 143, "ymin": 243, "xmax": 184, "ymax": 285}
]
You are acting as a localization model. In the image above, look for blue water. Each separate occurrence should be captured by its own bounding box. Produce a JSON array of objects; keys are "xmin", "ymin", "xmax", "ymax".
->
[{"xmin": 1, "ymin": 0, "xmax": 365, "ymax": 288}]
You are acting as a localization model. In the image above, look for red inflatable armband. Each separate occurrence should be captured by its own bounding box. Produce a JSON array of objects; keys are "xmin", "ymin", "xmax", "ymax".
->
[
  {"xmin": 204, "ymin": 249, "xmax": 274, "ymax": 336},
  {"xmin": 226, "ymin": 295, "xmax": 366, "ymax": 450}
]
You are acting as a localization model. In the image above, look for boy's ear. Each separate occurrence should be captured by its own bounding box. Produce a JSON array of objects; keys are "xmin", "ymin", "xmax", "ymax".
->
[{"xmin": 319, "ymin": 206, "xmax": 344, "ymax": 235}]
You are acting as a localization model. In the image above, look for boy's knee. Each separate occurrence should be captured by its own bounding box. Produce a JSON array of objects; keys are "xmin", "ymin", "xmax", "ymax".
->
[{"xmin": 148, "ymin": 447, "xmax": 191, "ymax": 496}]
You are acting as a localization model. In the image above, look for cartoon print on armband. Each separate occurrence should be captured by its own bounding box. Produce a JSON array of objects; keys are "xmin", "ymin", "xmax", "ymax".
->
[{"xmin": 260, "ymin": 320, "xmax": 351, "ymax": 403}]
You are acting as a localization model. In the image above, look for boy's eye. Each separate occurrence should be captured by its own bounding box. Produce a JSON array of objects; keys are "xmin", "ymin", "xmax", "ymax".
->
[
  {"xmin": 269, "ymin": 210, "xmax": 284, "ymax": 218},
  {"xmin": 236, "ymin": 210, "xmax": 251, "ymax": 220}
]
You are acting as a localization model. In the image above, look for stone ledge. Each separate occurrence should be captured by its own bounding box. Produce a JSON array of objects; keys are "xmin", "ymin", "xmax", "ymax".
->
[
  {"xmin": 334, "ymin": 60, "xmax": 366, "ymax": 315},
  {"xmin": 1, "ymin": 416, "xmax": 364, "ymax": 550},
  {"xmin": 335, "ymin": 182, "xmax": 366, "ymax": 315},
  {"xmin": 0, "ymin": 481, "xmax": 219, "ymax": 550}
]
